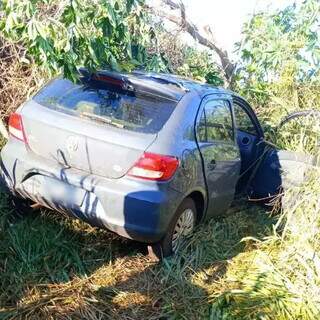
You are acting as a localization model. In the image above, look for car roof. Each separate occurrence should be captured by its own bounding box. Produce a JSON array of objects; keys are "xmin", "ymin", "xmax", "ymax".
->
[
  {"xmin": 80, "ymin": 68, "xmax": 230, "ymax": 101},
  {"xmin": 131, "ymin": 70, "xmax": 226, "ymax": 93}
]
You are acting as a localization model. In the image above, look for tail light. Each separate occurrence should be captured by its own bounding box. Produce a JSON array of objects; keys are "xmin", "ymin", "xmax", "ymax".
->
[
  {"xmin": 92, "ymin": 74, "xmax": 124, "ymax": 87},
  {"xmin": 8, "ymin": 113, "xmax": 27, "ymax": 143},
  {"xmin": 128, "ymin": 152, "xmax": 179, "ymax": 181}
]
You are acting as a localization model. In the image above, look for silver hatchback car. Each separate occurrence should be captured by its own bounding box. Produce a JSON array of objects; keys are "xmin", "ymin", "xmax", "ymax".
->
[{"xmin": 0, "ymin": 70, "xmax": 268, "ymax": 258}]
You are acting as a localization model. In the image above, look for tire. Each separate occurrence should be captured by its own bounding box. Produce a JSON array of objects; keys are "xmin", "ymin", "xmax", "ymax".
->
[
  {"xmin": 8, "ymin": 195, "xmax": 34, "ymax": 222},
  {"xmin": 148, "ymin": 198, "xmax": 197, "ymax": 260}
]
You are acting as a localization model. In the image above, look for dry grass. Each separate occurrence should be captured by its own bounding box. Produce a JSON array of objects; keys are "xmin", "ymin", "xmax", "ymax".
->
[{"xmin": 0, "ymin": 36, "xmax": 46, "ymax": 120}]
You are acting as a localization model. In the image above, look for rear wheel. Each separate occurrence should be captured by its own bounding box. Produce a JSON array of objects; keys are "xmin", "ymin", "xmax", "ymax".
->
[
  {"xmin": 148, "ymin": 198, "xmax": 196, "ymax": 260},
  {"xmin": 8, "ymin": 195, "xmax": 34, "ymax": 221}
]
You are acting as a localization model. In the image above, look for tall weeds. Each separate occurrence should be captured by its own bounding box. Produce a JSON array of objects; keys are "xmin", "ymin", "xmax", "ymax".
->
[
  {"xmin": 211, "ymin": 1, "xmax": 320, "ymax": 316},
  {"xmin": 0, "ymin": 36, "xmax": 46, "ymax": 121},
  {"xmin": 210, "ymin": 167, "xmax": 320, "ymax": 319}
]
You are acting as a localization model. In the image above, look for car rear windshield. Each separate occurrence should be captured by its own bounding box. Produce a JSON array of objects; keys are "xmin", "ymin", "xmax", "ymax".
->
[{"xmin": 33, "ymin": 78, "xmax": 177, "ymax": 134}]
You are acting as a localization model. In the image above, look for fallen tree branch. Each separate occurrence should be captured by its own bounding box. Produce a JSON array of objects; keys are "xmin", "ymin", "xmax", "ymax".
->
[{"xmin": 150, "ymin": 0, "xmax": 236, "ymax": 85}]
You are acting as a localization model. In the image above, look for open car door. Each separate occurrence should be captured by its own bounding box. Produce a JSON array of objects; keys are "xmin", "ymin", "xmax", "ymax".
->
[
  {"xmin": 248, "ymin": 147, "xmax": 315, "ymax": 201},
  {"xmin": 232, "ymin": 96, "xmax": 265, "ymax": 194},
  {"xmin": 247, "ymin": 110, "xmax": 319, "ymax": 201}
]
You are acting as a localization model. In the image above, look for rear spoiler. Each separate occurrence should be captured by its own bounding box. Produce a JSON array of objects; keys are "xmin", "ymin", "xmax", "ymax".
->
[{"xmin": 78, "ymin": 68, "xmax": 185, "ymax": 102}]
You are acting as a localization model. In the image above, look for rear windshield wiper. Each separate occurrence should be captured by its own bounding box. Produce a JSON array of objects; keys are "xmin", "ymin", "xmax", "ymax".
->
[{"xmin": 80, "ymin": 112, "xmax": 125, "ymax": 129}]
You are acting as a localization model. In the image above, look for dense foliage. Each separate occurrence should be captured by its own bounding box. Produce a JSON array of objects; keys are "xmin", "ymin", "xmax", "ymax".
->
[
  {"xmin": 0, "ymin": 0, "xmax": 153, "ymax": 80},
  {"xmin": 176, "ymin": 47, "xmax": 224, "ymax": 86},
  {"xmin": 238, "ymin": 0, "xmax": 320, "ymax": 83},
  {"xmin": 211, "ymin": 1, "xmax": 320, "ymax": 318},
  {"xmin": 146, "ymin": 30, "xmax": 224, "ymax": 85},
  {"xmin": 0, "ymin": 0, "xmax": 158, "ymax": 119},
  {"xmin": 235, "ymin": 0, "xmax": 320, "ymax": 136}
]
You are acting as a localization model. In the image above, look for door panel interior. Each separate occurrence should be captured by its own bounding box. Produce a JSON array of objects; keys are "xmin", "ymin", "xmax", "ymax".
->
[
  {"xmin": 248, "ymin": 148, "xmax": 315, "ymax": 201},
  {"xmin": 233, "ymin": 99, "xmax": 264, "ymax": 193},
  {"xmin": 236, "ymin": 129, "xmax": 260, "ymax": 173}
]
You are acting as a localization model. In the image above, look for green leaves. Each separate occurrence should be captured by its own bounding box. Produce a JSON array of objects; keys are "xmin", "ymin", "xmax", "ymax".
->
[
  {"xmin": 238, "ymin": 0, "xmax": 320, "ymax": 83},
  {"xmin": 177, "ymin": 47, "xmax": 224, "ymax": 86},
  {"xmin": 0, "ymin": 0, "xmax": 152, "ymax": 80},
  {"xmin": 234, "ymin": 0, "xmax": 320, "ymax": 145}
]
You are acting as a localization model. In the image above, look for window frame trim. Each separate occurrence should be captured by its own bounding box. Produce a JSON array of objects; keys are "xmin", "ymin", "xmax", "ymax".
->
[
  {"xmin": 232, "ymin": 96, "xmax": 264, "ymax": 139},
  {"xmin": 195, "ymin": 95, "xmax": 237, "ymax": 145}
]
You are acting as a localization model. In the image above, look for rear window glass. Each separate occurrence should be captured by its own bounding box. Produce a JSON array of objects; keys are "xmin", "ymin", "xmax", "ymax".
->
[{"xmin": 33, "ymin": 78, "xmax": 177, "ymax": 134}]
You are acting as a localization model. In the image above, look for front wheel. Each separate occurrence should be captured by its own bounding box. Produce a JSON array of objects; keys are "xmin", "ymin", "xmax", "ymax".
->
[{"xmin": 148, "ymin": 198, "xmax": 196, "ymax": 260}]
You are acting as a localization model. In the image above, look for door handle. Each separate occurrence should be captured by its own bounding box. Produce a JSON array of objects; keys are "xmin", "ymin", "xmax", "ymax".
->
[{"xmin": 207, "ymin": 159, "xmax": 216, "ymax": 171}]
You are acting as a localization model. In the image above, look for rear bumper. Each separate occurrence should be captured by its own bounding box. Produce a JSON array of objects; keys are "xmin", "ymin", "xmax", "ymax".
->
[{"xmin": 0, "ymin": 141, "xmax": 183, "ymax": 243}]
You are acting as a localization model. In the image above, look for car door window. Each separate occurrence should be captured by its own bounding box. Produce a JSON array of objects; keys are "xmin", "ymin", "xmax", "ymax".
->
[
  {"xmin": 198, "ymin": 100, "xmax": 234, "ymax": 143},
  {"xmin": 233, "ymin": 102, "xmax": 258, "ymax": 136}
]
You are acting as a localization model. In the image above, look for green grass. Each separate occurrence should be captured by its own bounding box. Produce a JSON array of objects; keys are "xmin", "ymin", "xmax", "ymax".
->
[
  {"xmin": 1, "ymin": 170, "xmax": 320, "ymax": 320},
  {"xmin": 1, "ymin": 94, "xmax": 320, "ymax": 320},
  {"xmin": 213, "ymin": 170, "xmax": 320, "ymax": 320},
  {"xmin": 1, "ymin": 71, "xmax": 320, "ymax": 320},
  {"xmin": 1, "ymin": 116, "xmax": 320, "ymax": 320},
  {"xmin": 0, "ymin": 194, "xmax": 275, "ymax": 319}
]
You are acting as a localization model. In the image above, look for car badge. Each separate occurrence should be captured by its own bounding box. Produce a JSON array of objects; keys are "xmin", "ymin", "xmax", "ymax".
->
[{"xmin": 66, "ymin": 136, "xmax": 79, "ymax": 154}]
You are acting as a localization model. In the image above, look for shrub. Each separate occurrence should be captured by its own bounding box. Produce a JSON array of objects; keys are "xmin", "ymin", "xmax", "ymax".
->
[
  {"xmin": 234, "ymin": 0, "xmax": 320, "ymax": 149},
  {"xmin": 211, "ymin": 168, "xmax": 320, "ymax": 320},
  {"xmin": 0, "ymin": 0, "xmax": 155, "ymax": 119},
  {"xmin": 0, "ymin": 0, "xmax": 152, "ymax": 80}
]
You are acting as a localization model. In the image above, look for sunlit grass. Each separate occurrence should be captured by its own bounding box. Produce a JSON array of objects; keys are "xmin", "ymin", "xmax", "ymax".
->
[
  {"xmin": 0, "ymin": 196, "xmax": 274, "ymax": 319},
  {"xmin": 1, "ymin": 126, "xmax": 319, "ymax": 319},
  {"xmin": 210, "ymin": 169, "xmax": 320, "ymax": 319},
  {"xmin": 274, "ymin": 115, "xmax": 320, "ymax": 155}
]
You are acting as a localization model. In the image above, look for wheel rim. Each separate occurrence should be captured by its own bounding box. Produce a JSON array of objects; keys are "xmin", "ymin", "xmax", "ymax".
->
[{"xmin": 172, "ymin": 208, "xmax": 195, "ymax": 253}]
